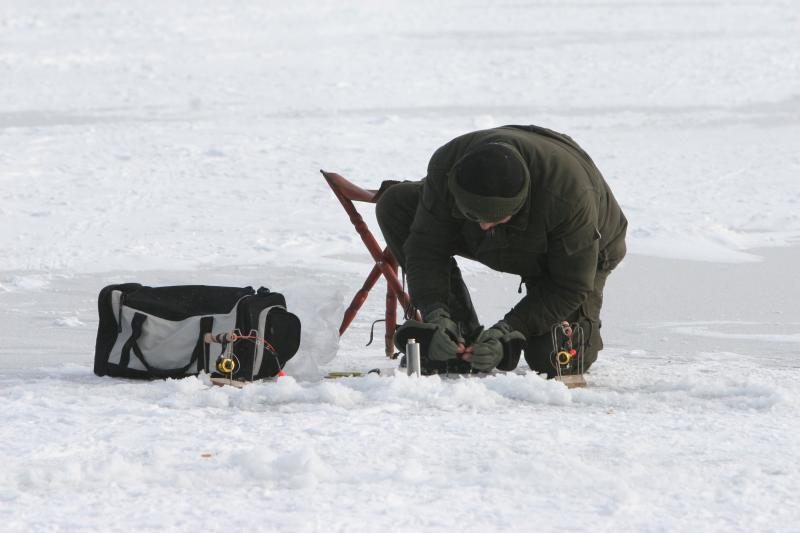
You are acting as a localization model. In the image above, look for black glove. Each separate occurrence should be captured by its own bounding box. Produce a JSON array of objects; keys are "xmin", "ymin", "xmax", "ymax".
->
[
  {"xmin": 394, "ymin": 308, "xmax": 464, "ymax": 361},
  {"xmin": 470, "ymin": 320, "xmax": 526, "ymax": 372},
  {"xmin": 423, "ymin": 308, "xmax": 464, "ymax": 361}
]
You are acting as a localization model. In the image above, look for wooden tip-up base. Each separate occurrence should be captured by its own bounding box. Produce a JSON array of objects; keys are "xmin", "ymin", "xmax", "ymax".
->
[
  {"xmin": 555, "ymin": 374, "xmax": 588, "ymax": 388},
  {"xmin": 210, "ymin": 377, "xmax": 248, "ymax": 388}
]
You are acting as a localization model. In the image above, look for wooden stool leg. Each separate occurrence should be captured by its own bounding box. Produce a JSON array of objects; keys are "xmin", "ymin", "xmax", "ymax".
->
[
  {"xmin": 380, "ymin": 259, "xmax": 416, "ymax": 322},
  {"xmin": 339, "ymin": 263, "xmax": 382, "ymax": 336}
]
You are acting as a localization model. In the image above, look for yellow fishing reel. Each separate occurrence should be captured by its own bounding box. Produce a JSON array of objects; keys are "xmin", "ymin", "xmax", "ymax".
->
[
  {"xmin": 556, "ymin": 349, "xmax": 577, "ymax": 366},
  {"xmin": 215, "ymin": 354, "xmax": 239, "ymax": 375},
  {"xmin": 551, "ymin": 321, "xmax": 584, "ymax": 375}
]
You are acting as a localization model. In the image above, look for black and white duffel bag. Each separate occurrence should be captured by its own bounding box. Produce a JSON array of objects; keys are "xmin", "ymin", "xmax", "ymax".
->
[{"xmin": 94, "ymin": 284, "xmax": 301, "ymax": 381}]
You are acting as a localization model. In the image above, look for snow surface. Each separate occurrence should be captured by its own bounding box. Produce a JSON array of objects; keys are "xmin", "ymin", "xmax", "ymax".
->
[{"xmin": 2, "ymin": 0, "xmax": 800, "ymax": 531}]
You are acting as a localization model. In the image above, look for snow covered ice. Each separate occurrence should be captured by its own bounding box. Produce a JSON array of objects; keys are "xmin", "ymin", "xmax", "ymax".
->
[{"xmin": 2, "ymin": 0, "xmax": 800, "ymax": 531}]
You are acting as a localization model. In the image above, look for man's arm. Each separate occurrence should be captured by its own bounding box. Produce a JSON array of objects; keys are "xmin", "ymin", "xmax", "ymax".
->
[
  {"xmin": 404, "ymin": 177, "xmax": 461, "ymax": 314},
  {"xmin": 504, "ymin": 194, "xmax": 601, "ymax": 337},
  {"xmin": 402, "ymin": 137, "xmax": 471, "ymax": 315}
]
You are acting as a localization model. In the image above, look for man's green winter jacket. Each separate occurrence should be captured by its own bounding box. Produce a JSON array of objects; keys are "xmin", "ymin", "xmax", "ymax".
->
[{"xmin": 405, "ymin": 125, "xmax": 628, "ymax": 338}]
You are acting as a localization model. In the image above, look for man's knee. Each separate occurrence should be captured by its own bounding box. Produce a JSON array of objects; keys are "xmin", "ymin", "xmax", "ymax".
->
[{"xmin": 523, "ymin": 333, "xmax": 557, "ymax": 376}]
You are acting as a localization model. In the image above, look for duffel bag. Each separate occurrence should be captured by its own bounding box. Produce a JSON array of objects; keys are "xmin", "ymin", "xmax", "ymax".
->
[{"xmin": 94, "ymin": 284, "xmax": 301, "ymax": 380}]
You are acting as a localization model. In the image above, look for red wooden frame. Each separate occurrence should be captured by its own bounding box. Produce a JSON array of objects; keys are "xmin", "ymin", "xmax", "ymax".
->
[{"xmin": 321, "ymin": 170, "xmax": 418, "ymax": 358}]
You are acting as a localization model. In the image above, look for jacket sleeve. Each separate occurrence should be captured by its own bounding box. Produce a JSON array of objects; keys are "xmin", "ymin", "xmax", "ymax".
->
[
  {"xmin": 504, "ymin": 194, "xmax": 601, "ymax": 337},
  {"xmin": 403, "ymin": 142, "xmax": 465, "ymax": 314}
]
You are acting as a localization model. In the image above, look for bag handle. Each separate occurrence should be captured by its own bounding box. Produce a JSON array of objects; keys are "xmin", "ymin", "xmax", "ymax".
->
[{"xmin": 121, "ymin": 313, "xmax": 214, "ymax": 378}]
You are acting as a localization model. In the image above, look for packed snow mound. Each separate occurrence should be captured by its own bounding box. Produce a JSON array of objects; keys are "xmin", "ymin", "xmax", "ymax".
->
[
  {"xmin": 0, "ymin": 363, "xmax": 782, "ymax": 415},
  {"xmin": 277, "ymin": 280, "xmax": 345, "ymax": 378},
  {"xmin": 1, "ymin": 361, "xmax": 793, "ymax": 532}
]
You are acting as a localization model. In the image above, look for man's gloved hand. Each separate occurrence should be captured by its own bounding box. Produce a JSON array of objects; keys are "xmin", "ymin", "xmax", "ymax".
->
[
  {"xmin": 469, "ymin": 320, "xmax": 526, "ymax": 371},
  {"xmin": 422, "ymin": 307, "xmax": 464, "ymax": 361}
]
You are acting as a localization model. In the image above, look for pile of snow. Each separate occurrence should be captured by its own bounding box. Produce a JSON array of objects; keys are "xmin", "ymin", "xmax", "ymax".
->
[
  {"xmin": 1, "ymin": 358, "xmax": 794, "ymax": 531},
  {"xmin": 280, "ymin": 281, "xmax": 345, "ymax": 379}
]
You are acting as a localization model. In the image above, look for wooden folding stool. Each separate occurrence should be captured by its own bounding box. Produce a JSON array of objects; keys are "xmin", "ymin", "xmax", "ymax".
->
[{"xmin": 321, "ymin": 170, "xmax": 419, "ymax": 358}]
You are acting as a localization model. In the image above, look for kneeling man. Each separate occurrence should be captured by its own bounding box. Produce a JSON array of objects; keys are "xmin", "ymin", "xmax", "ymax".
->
[{"xmin": 376, "ymin": 125, "xmax": 627, "ymax": 375}]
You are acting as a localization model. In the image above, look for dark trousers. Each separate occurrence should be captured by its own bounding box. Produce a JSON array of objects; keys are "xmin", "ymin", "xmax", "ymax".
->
[
  {"xmin": 376, "ymin": 181, "xmax": 481, "ymax": 336},
  {"xmin": 376, "ymin": 181, "xmax": 615, "ymax": 375}
]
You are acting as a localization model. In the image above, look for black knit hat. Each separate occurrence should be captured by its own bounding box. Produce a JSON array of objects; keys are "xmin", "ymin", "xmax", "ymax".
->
[{"xmin": 449, "ymin": 143, "xmax": 530, "ymax": 222}]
